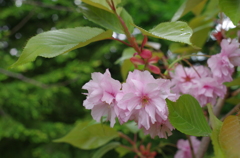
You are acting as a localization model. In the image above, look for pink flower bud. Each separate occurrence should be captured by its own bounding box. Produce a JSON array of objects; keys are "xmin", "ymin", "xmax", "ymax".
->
[
  {"xmin": 148, "ymin": 56, "xmax": 160, "ymax": 64},
  {"xmin": 148, "ymin": 65, "xmax": 160, "ymax": 74},
  {"xmin": 130, "ymin": 56, "xmax": 145, "ymax": 65},
  {"xmin": 140, "ymin": 49, "xmax": 152, "ymax": 59}
]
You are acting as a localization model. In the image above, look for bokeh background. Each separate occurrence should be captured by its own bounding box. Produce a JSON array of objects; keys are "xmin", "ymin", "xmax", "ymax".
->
[{"xmin": 1, "ymin": 0, "xmax": 239, "ymax": 157}]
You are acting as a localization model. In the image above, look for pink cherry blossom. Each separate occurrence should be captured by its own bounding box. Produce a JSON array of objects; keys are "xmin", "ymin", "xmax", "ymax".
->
[
  {"xmin": 117, "ymin": 70, "xmax": 177, "ymax": 138},
  {"xmin": 82, "ymin": 69, "xmax": 121, "ymax": 127},
  {"xmin": 192, "ymin": 77, "xmax": 226, "ymax": 106},
  {"xmin": 174, "ymin": 136, "xmax": 200, "ymax": 158},
  {"xmin": 170, "ymin": 65, "xmax": 226, "ymax": 107},
  {"xmin": 207, "ymin": 39, "xmax": 240, "ymax": 82},
  {"xmin": 141, "ymin": 119, "xmax": 174, "ymax": 139},
  {"xmin": 170, "ymin": 65, "xmax": 211, "ymax": 94},
  {"xmin": 207, "ymin": 53, "xmax": 234, "ymax": 82}
]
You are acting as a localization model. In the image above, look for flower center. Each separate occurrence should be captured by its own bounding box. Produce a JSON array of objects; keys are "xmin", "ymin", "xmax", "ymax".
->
[
  {"xmin": 141, "ymin": 96, "xmax": 149, "ymax": 107},
  {"xmin": 182, "ymin": 75, "xmax": 194, "ymax": 82}
]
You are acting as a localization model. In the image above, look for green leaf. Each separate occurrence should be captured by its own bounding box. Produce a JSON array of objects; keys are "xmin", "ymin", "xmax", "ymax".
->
[
  {"xmin": 11, "ymin": 27, "xmax": 112, "ymax": 67},
  {"xmin": 166, "ymin": 94, "xmax": 212, "ymax": 136},
  {"xmin": 219, "ymin": 0, "xmax": 240, "ymax": 25},
  {"xmin": 81, "ymin": 0, "xmax": 122, "ymax": 13},
  {"xmin": 54, "ymin": 121, "xmax": 119, "ymax": 150},
  {"xmin": 115, "ymin": 146, "xmax": 130, "ymax": 157},
  {"xmin": 207, "ymin": 104, "xmax": 225, "ymax": 158},
  {"xmin": 135, "ymin": 21, "xmax": 193, "ymax": 45},
  {"xmin": 225, "ymin": 97, "xmax": 240, "ymax": 105},
  {"xmin": 124, "ymin": 121, "xmax": 139, "ymax": 134},
  {"xmin": 92, "ymin": 142, "xmax": 120, "ymax": 158},
  {"xmin": 171, "ymin": 0, "xmax": 205, "ymax": 21},
  {"xmin": 191, "ymin": 0, "xmax": 208, "ymax": 16},
  {"xmin": 224, "ymin": 77, "xmax": 240, "ymax": 87},
  {"xmin": 189, "ymin": 16, "xmax": 214, "ymax": 47},
  {"xmin": 121, "ymin": 59, "xmax": 133, "ymax": 80},
  {"xmin": 115, "ymin": 48, "xmax": 135, "ymax": 64},
  {"xmin": 80, "ymin": 4, "xmax": 133, "ymax": 34}
]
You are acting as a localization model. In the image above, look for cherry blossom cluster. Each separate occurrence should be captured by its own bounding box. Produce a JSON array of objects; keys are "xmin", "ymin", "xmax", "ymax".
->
[
  {"xmin": 82, "ymin": 39, "xmax": 240, "ymax": 138},
  {"xmin": 170, "ymin": 39, "xmax": 240, "ymax": 107},
  {"xmin": 82, "ymin": 69, "xmax": 178, "ymax": 138},
  {"xmin": 174, "ymin": 136, "xmax": 200, "ymax": 158}
]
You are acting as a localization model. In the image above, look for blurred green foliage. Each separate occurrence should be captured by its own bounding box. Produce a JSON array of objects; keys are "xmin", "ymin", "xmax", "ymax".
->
[{"xmin": 0, "ymin": 0, "xmax": 186, "ymax": 157}]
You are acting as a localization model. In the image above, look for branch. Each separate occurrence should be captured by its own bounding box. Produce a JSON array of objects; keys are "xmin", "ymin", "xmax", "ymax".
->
[
  {"xmin": 221, "ymin": 103, "xmax": 240, "ymax": 121},
  {"xmin": 23, "ymin": 1, "xmax": 75, "ymax": 12},
  {"xmin": 8, "ymin": 10, "xmax": 35, "ymax": 37},
  {"xmin": 0, "ymin": 68, "xmax": 79, "ymax": 89},
  {"xmin": 196, "ymin": 97, "xmax": 226, "ymax": 158}
]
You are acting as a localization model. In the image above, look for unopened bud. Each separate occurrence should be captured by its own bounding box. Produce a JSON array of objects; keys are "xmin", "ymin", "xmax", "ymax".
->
[
  {"xmin": 148, "ymin": 65, "xmax": 160, "ymax": 74},
  {"xmin": 140, "ymin": 49, "xmax": 152, "ymax": 59},
  {"xmin": 130, "ymin": 56, "xmax": 145, "ymax": 65},
  {"xmin": 148, "ymin": 56, "xmax": 160, "ymax": 64}
]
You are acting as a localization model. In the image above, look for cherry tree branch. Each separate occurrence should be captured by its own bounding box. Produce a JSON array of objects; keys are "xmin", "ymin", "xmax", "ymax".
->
[{"xmin": 0, "ymin": 68, "xmax": 79, "ymax": 88}]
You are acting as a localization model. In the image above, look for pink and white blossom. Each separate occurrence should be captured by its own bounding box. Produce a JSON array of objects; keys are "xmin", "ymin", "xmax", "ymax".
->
[
  {"xmin": 174, "ymin": 136, "xmax": 200, "ymax": 158},
  {"xmin": 170, "ymin": 65, "xmax": 226, "ymax": 106},
  {"xmin": 117, "ymin": 70, "xmax": 177, "ymax": 138},
  {"xmin": 207, "ymin": 39, "xmax": 240, "ymax": 82},
  {"xmin": 82, "ymin": 69, "xmax": 121, "ymax": 127}
]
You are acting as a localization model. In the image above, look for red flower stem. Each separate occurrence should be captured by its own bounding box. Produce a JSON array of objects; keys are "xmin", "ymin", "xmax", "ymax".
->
[
  {"xmin": 107, "ymin": 0, "xmax": 141, "ymax": 54},
  {"xmin": 118, "ymin": 132, "xmax": 144, "ymax": 158},
  {"xmin": 109, "ymin": 37, "xmax": 132, "ymax": 47},
  {"xmin": 118, "ymin": 132, "xmax": 135, "ymax": 146}
]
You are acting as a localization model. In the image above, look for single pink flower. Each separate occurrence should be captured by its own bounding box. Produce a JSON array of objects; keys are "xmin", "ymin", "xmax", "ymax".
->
[
  {"xmin": 207, "ymin": 39, "xmax": 240, "ymax": 82},
  {"xmin": 117, "ymin": 70, "xmax": 177, "ymax": 138},
  {"xmin": 192, "ymin": 77, "xmax": 227, "ymax": 106},
  {"xmin": 170, "ymin": 65, "xmax": 211, "ymax": 94},
  {"xmin": 174, "ymin": 136, "xmax": 200, "ymax": 158},
  {"xmin": 207, "ymin": 53, "xmax": 234, "ymax": 82},
  {"xmin": 141, "ymin": 119, "xmax": 174, "ymax": 139},
  {"xmin": 82, "ymin": 69, "xmax": 121, "ymax": 127}
]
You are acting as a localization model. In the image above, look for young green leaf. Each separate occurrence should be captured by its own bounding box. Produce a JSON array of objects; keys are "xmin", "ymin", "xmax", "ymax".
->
[
  {"xmin": 10, "ymin": 27, "xmax": 112, "ymax": 68},
  {"xmin": 115, "ymin": 48, "xmax": 135, "ymax": 64},
  {"xmin": 219, "ymin": 0, "xmax": 240, "ymax": 25},
  {"xmin": 82, "ymin": 0, "xmax": 122, "ymax": 13},
  {"xmin": 92, "ymin": 142, "xmax": 120, "ymax": 158},
  {"xmin": 224, "ymin": 77, "xmax": 240, "ymax": 87},
  {"xmin": 219, "ymin": 115, "xmax": 240, "ymax": 158},
  {"xmin": 80, "ymin": 4, "xmax": 134, "ymax": 34},
  {"xmin": 207, "ymin": 104, "xmax": 225, "ymax": 158},
  {"xmin": 53, "ymin": 121, "xmax": 119, "ymax": 150},
  {"xmin": 135, "ymin": 21, "xmax": 193, "ymax": 45},
  {"xmin": 171, "ymin": 0, "xmax": 205, "ymax": 21},
  {"xmin": 166, "ymin": 94, "xmax": 212, "ymax": 136}
]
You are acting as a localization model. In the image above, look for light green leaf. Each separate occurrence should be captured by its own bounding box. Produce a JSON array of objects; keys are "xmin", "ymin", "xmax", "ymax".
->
[
  {"xmin": 224, "ymin": 77, "xmax": 240, "ymax": 87},
  {"xmin": 189, "ymin": 16, "xmax": 214, "ymax": 47},
  {"xmin": 124, "ymin": 121, "xmax": 139, "ymax": 134},
  {"xmin": 207, "ymin": 104, "xmax": 225, "ymax": 158},
  {"xmin": 225, "ymin": 97, "xmax": 240, "ymax": 105},
  {"xmin": 121, "ymin": 59, "xmax": 133, "ymax": 80},
  {"xmin": 54, "ymin": 121, "xmax": 119, "ymax": 150},
  {"xmin": 82, "ymin": 0, "xmax": 121, "ymax": 13},
  {"xmin": 115, "ymin": 48, "xmax": 135, "ymax": 64},
  {"xmin": 169, "ymin": 43, "xmax": 198, "ymax": 54},
  {"xmin": 80, "ymin": 4, "xmax": 133, "ymax": 34},
  {"xmin": 135, "ymin": 21, "xmax": 193, "ymax": 45},
  {"xmin": 171, "ymin": 0, "xmax": 204, "ymax": 21},
  {"xmin": 92, "ymin": 142, "xmax": 120, "ymax": 158},
  {"xmin": 219, "ymin": 0, "xmax": 240, "ymax": 25},
  {"xmin": 192, "ymin": 0, "xmax": 208, "ymax": 16},
  {"xmin": 166, "ymin": 94, "xmax": 212, "ymax": 136},
  {"xmin": 11, "ymin": 27, "xmax": 112, "ymax": 67},
  {"xmin": 115, "ymin": 146, "xmax": 130, "ymax": 157}
]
